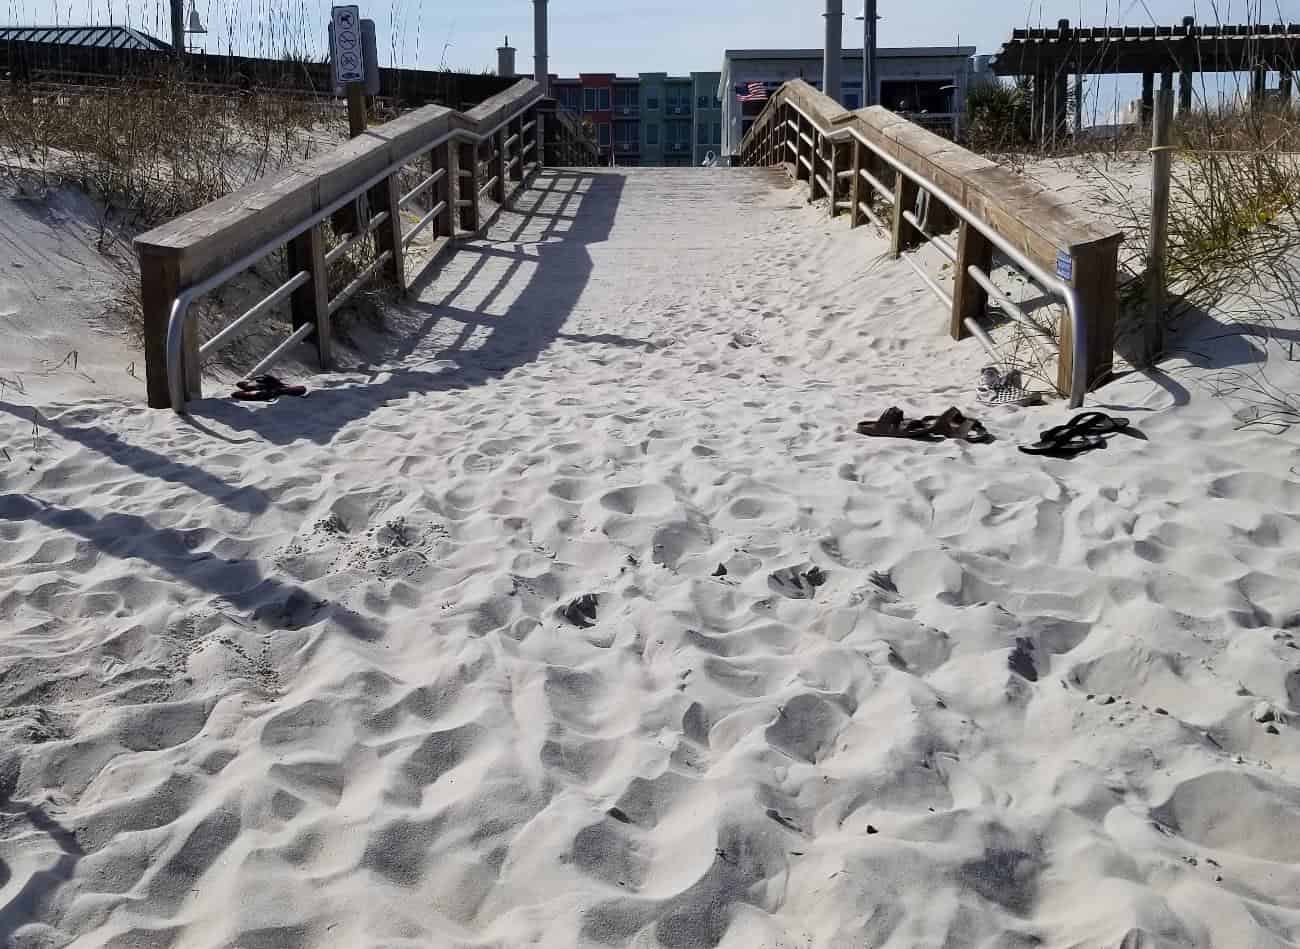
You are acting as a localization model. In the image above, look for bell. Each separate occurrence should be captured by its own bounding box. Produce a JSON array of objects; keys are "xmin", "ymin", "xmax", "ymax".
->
[{"xmin": 187, "ymin": 5, "xmax": 207, "ymax": 34}]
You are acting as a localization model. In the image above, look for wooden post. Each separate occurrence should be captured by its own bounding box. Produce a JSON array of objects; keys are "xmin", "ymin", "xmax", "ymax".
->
[
  {"xmin": 1178, "ymin": 63, "xmax": 1193, "ymax": 114},
  {"xmin": 509, "ymin": 119, "xmax": 523, "ymax": 182},
  {"xmin": 493, "ymin": 128, "xmax": 507, "ymax": 202},
  {"xmin": 890, "ymin": 171, "xmax": 921, "ymax": 256},
  {"xmin": 1058, "ymin": 238, "xmax": 1120, "ymax": 395},
  {"xmin": 849, "ymin": 138, "xmax": 862, "ymax": 227},
  {"xmin": 1144, "ymin": 87, "xmax": 1173, "ymax": 366},
  {"xmin": 433, "ymin": 142, "xmax": 452, "ymax": 238},
  {"xmin": 808, "ymin": 131, "xmax": 820, "ymax": 202},
  {"xmin": 346, "ymin": 83, "xmax": 367, "ymax": 137},
  {"xmin": 370, "ymin": 173, "xmax": 406, "ymax": 293},
  {"xmin": 1141, "ymin": 72, "xmax": 1154, "ymax": 126},
  {"xmin": 950, "ymin": 221, "xmax": 993, "ymax": 340},
  {"xmin": 795, "ymin": 115, "xmax": 808, "ymax": 182},
  {"xmin": 1251, "ymin": 65, "xmax": 1267, "ymax": 108},
  {"xmin": 459, "ymin": 140, "xmax": 480, "ymax": 232},
  {"xmin": 1281, "ymin": 71, "xmax": 1294, "ymax": 106},
  {"xmin": 287, "ymin": 223, "xmax": 332, "ymax": 368},
  {"xmin": 828, "ymin": 140, "xmax": 840, "ymax": 218},
  {"xmin": 140, "ymin": 253, "xmax": 182, "ymax": 408},
  {"xmin": 1074, "ymin": 70, "xmax": 1084, "ymax": 136},
  {"xmin": 534, "ymin": 110, "xmax": 545, "ymax": 170}
]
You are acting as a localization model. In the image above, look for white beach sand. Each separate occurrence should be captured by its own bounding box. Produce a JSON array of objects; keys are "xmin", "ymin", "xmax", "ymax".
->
[{"xmin": 2, "ymin": 166, "xmax": 1299, "ymax": 949}]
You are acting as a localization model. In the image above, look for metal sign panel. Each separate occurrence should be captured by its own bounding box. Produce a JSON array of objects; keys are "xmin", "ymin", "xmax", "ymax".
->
[
  {"xmin": 330, "ymin": 5, "xmax": 364, "ymax": 85},
  {"xmin": 330, "ymin": 19, "xmax": 379, "ymax": 95}
]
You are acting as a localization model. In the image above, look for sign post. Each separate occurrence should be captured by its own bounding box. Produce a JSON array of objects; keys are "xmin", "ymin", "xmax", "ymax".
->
[{"xmin": 330, "ymin": 5, "xmax": 366, "ymax": 137}]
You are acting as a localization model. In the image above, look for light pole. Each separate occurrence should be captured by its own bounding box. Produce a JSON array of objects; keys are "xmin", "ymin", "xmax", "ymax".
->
[{"xmin": 855, "ymin": 1, "xmax": 878, "ymax": 107}]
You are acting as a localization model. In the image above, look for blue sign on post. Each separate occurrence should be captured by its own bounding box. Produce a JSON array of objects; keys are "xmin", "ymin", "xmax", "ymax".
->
[{"xmin": 1056, "ymin": 249, "xmax": 1074, "ymax": 282}]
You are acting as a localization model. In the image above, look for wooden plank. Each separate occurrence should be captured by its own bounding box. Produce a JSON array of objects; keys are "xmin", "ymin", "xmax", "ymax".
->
[
  {"xmin": 891, "ymin": 171, "xmax": 922, "ymax": 256},
  {"xmin": 371, "ymin": 173, "xmax": 406, "ymax": 294},
  {"xmin": 459, "ymin": 140, "xmax": 481, "ymax": 231},
  {"xmin": 287, "ymin": 223, "xmax": 331, "ymax": 369},
  {"xmin": 140, "ymin": 252, "xmax": 181, "ymax": 408},
  {"xmin": 493, "ymin": 128, "xmax": 508, "ymax": 202},
  {"xmin": 432, "ymin": 142, "xmax": 452, "ymax": 239},
  {"xmin": 1144, "ymin": 88, "xmax": 1173, "ymax": 365},
  {"xmin": 849, "ymin": 138, "xmax": 862, "ymax": 228},
  {"xmin": 950, "ymin": 221, "xmax": 993, "ymax": 340}
]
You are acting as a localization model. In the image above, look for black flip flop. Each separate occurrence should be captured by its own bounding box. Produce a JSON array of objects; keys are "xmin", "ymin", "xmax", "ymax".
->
[
  {"xmin": 1020, "ymin": 432, "xmax": 1109, "ymax": 458},
  {"xmin": 1039, "ymin": 411, "xmax": 1129, "ymax": 443},
  {"xmin": 231, "ymin": 374, "xmax": 307, "ymax": 400}
]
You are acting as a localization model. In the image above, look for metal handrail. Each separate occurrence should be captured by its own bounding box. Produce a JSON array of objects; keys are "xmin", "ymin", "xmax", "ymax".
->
[
  {"xmin": 763, "ymin": 97, "xmax": 1087, "ymax": 407},
  {"xmin": 164, "ymin": 99, "xmax": 543, "ymax": 413}
]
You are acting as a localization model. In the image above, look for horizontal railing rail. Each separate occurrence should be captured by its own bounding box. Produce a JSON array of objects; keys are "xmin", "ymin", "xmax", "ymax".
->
[
  {"xmin": 737, "ymin": 80, "xmax": 1122, "ymax": 406},
  {"xmin": 135, "ymin": 80, "xmax": 600, "ymax": 413}
]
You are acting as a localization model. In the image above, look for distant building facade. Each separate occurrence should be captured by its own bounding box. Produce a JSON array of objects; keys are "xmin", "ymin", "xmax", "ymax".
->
[
  {"xmin": 548, "ymin": 70, "xmax": 722, "ymax": 166},
  {"xmin": 718, "ymin": 47, "xmax": 978, "ymax": 158}
]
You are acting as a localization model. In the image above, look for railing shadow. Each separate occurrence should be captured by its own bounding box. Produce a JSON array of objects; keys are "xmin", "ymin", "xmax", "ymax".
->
[
  {"xmin": 0, "ymin": 400, "xmax": 269, "ymax": 516},
  {"xmin": 0, "ymin": 493, "xmax": 380, "ymax": 642},
  {"xmin": 190, "ymin": 169, "xmax": 637, "ymax": 446},
  {"xmin": 0, "ymin": 792, "xmax": 84, "ymax": 941}
]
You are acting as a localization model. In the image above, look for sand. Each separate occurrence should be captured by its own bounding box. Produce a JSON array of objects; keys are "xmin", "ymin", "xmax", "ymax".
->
[{"xmin": 2, "ymin": 166, "xmax": 1299, "ymax": 949}]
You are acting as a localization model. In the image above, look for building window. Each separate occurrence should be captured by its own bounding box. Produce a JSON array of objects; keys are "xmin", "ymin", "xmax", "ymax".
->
[
  {"xmin": 713, "ymin": 123, "xmax": 721, "ymax": 144},
  {"xmin": 697, "ymin": 122, "xmax": 709, "ymax": 145},
  {"xmin": 714, "ymin": 96, "xmax": 722, "ymax": 108},
  {"xmin": 615, "ymin": 122, "xmax": 638, "ymax": 146},
  {"xmin": 646, "ymin": 96, "xmax": 659, "ymax": 110},
  {"xmin": 646, "ymin": 123, "xmax": 659, "ymax": 144},
  {"xmin": 599, "ymin": 88, "xmax": 611, "ymax": 110},
  {"xmin": 598, "ymin": 123, "xmax": 611, "ymax": 146},
  {"xmin": 697, "ymin": 95, "xmax": 709, "ymax": 108},
  {"xmin": 583, "ymin": 88, "xmax": 596, "ymax": 111},
  {"xmin": 614, "ymin": 87, "xmax": 637, "ymax": 111},
  {"xmin": 844, "ymin": 93, "xmax": 859, "ymax": 110}
]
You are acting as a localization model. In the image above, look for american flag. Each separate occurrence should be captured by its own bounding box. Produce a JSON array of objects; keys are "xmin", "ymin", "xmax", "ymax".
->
[{"xmin": 736, "ymin": 81, "xmax": 768, "ymax": 102}]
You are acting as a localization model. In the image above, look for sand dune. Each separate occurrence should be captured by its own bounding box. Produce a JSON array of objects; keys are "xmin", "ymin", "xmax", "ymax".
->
[{"xmin": 1, "ymin": 167, "xmax": 1299, "ymax": 948}]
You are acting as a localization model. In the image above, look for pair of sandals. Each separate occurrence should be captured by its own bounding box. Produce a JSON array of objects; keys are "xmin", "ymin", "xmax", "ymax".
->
[
  {"xmin": 858, "ymin": 406, "xmax": 993, "ymax": 444},
  {"xmin": 231, "ymin": 374, "xmax": 307, "ymax": 401},
  {"xmin": 1020, "ymin": 411, "xmax": 1134, "ymax": 458}
]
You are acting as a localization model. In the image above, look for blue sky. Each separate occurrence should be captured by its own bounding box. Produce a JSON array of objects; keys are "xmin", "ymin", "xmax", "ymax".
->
[{"xmin": 11, "ymin": 0, "xmax": 1300, "ymax": 76}]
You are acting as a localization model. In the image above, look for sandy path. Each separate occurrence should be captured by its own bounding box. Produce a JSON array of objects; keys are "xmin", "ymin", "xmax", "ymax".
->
[{"xmin": 2, "ymin": 167, "xmax": 1299, "ymax": 949}]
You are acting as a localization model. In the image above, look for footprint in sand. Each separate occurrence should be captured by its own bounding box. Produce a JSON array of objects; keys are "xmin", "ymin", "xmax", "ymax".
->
[{"xmin": 767, "ymin": 565, "xmax": 827, "ymax": 600}]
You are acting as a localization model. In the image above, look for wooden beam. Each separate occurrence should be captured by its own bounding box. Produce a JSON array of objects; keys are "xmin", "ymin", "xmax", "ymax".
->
[
  {"xmin": 890, "ymin": 171, "xmax": 922, "ymax": 256},
  {"xmin": 849, "ymin": 138, "xmax": 862, "ymax": 227},
  {"xmin": 1143, "ymin": 87, "xmax": 1174, "ymax": 366},
  {"xmin": 287, "ymin": 223, "xmax": 331, "ymax": 369},
  {"xmin": 139, "ymin": 252, "xmax": 182, "ymax": 408},
  {"xmin": 458, "ymin": 140, "xmax": 480, "ymax": 231},
  {"xmin": 950, "ymin": 221, "xmax": 992, "ymax": 340},
  {"xmin": 1058, "ymin": 237, "xmax": 1120, "ymax": 394},
  {"xmin": 371, "ymin": 173, "xmax": 406, "ymax": 293},
  {"xmin": 493, "ymin": 128, "xmax": 508, "ymax": 202},
  {"xmin": 433, "ymin": 142, "xmax": 452, "ymax": 238}
]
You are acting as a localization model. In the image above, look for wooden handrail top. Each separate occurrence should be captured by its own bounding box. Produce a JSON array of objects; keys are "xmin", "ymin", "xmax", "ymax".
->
[
  {"xmin": 747, "ymin": 79, "xmax": 1123, "ymax": 274},
  {"xmin": 135, "ymin": 79, "xmax": 542, "ymax": 288}
]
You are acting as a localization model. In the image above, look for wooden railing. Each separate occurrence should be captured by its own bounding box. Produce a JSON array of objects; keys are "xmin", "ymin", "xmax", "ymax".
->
[
  {"xmin": 135, "ymin": 80, "xmax": 597, "ymax": 412},
  {"xmin": 738, "ymin": 80, "xmax": 1123, "ymax": 404},
  {"xmin": 543, "ymin": 105, "xmax": 601, "ymax": 166}
]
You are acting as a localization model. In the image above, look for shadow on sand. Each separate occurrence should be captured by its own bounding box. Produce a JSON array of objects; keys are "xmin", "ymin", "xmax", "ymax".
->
[{"xmin": 193, "ymin": 168, "xmax": 644, "ymax": 446}]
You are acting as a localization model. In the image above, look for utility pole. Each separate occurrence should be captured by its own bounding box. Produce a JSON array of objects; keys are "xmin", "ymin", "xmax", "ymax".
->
[
  {"xmin": 533, "ymin": 0, "xmax": 549, "ymax": 95},
  {"xmin": 864, "ymin": 0, "xmax": 877, "ymax": 106},
  {"xmin": 170, "ymin": 0, "xmax": 184, "ymax": 55},
  {"xmin": 824, "ymin": 0, "xmax": 843, "ymax": 104}
]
